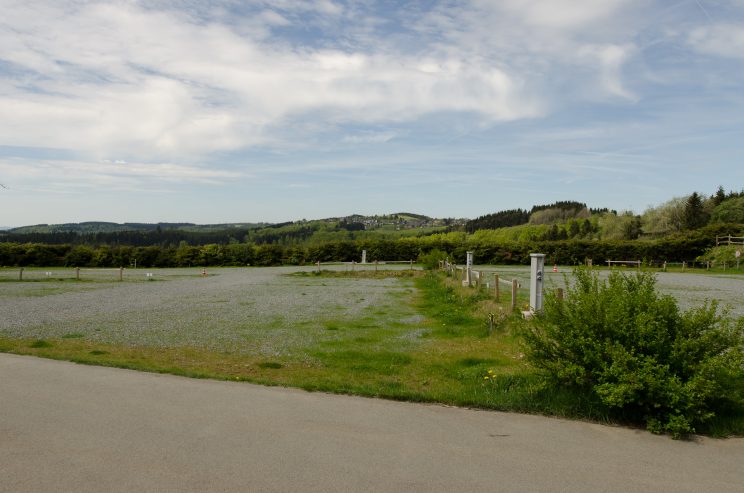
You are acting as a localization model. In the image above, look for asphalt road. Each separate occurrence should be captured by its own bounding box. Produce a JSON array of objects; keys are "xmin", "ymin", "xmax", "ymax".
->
[{"xmin": 2, "ymin": 353, "xmax": 743, "ymax": 492}]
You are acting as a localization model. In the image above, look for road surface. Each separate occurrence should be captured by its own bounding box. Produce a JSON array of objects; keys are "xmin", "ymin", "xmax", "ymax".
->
[{"xmin": 2, "ymin": 353, "xmax": 742, "ymax": 492}]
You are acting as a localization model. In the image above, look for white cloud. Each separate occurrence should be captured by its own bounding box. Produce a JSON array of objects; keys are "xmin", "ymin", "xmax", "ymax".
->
[
  {"xmin": 689, "ymin": 23, "xmax": 744, "ymax": 58},
  {"xmin": 0, "ymin": 157, "xmax": 242, "ymax": 193},
  {"xmin": 0, "ymin": 0, "xmax": 546, "ymax": 163},
  {"xmin": 495, "ymin": 0, "xmax": 632, "ymax": 30}
]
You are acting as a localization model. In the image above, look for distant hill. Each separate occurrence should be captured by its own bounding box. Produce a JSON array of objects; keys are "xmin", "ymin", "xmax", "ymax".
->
[
  {"xmin": 0, "ymin": 213, "xmax": 463, "ymax": 247},
  {"xmin": 8, "ymin": 221, "xmax": 266, "ymax": 235},
  {"xmin": 465, "ymin": 201, "xmax": 600, "ymax": 232}
]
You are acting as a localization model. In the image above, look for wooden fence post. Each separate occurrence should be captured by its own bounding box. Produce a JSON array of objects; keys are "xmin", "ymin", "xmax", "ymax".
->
[
  {"xmin": 511, "ymin": 279, "xmax": 518, "ymax": 312},
  {"xmin": 556, "ymin": 288, "xmax": 564, "ymax": 301},
  {"xmin": 75, "ymin": 267, "xmax": 80, "ymax": 280}
]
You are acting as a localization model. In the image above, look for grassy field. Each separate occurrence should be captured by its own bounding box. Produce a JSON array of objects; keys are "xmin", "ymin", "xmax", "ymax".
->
[{"xmin": 1, "ymin": 265, "xmax": 742, "ymax": 436}]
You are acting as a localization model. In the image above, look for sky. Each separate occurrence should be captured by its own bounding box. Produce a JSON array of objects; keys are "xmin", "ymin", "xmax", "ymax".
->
[{"xmin": 1, "ymin": 0, "xmax": 743, "ymax": 226}]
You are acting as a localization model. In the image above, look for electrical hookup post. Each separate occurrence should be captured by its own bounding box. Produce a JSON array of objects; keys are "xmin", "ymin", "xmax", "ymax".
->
[{"xmin": 527, "ymin": 253, "xmax": 546, "ymax": 318}]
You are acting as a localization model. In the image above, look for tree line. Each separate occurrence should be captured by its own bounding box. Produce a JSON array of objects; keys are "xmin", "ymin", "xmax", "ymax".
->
[{"xmin": 2, "ymin": 222, "xmax": 739, "ymax": 268}]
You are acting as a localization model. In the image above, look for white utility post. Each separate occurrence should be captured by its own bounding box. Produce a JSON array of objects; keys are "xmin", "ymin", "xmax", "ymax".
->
[
  {"xmin": 529, "ymin": 253, "xmax": 546, "ymax": 313},
  {"xmin": 464, "ymin": 251, "xmax": 474, "ymax": 287}
]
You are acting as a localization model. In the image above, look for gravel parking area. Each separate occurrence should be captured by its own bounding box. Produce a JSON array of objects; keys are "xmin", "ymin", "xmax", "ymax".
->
[
  {"xmin": 474, "ymin": 266, "xmax": 744, "ymax": 319},
  {"xmin": 0, "ymin": 266, "xmax": 421, "ymax": 355}
]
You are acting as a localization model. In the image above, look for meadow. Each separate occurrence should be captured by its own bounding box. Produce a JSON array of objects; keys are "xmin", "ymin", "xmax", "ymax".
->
[{"xmin": 1, "ymin": 265, "xmax": 742, "ymax": 436}]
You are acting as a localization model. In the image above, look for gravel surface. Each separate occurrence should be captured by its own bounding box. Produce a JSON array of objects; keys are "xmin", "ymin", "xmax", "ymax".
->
[
  {"xmin": 473, "ymin": 265, "xmax": 744, "ymax": 318},
  {"xmin": 0, "ymin": 266, "xmax": 422, "ymax": 355}
]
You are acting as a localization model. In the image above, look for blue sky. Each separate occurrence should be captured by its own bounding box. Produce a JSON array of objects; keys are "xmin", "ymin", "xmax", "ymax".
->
[{"xmin": 1, "ymin": 0, "xmax": 743, "ymax": 226}]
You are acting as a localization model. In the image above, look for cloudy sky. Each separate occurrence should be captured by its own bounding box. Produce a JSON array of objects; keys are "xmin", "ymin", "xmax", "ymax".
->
[{"xmin": 1, "ymin": 0, "xmax": 743, "ymax": 226}]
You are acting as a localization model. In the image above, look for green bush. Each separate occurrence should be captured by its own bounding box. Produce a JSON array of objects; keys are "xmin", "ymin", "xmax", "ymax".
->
[
  {"xmin": 417, "ymin": 248, "xmax": 447, "ymax": 270},
  {"xmin": 523, "ymin": 268, "xmax": 744, "ymax": 438}
]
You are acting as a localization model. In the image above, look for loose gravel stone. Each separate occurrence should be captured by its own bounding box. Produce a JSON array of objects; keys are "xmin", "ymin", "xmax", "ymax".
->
[{"xmin": 0, "ymin": 266, "xmax": 423, "ymax": 354}]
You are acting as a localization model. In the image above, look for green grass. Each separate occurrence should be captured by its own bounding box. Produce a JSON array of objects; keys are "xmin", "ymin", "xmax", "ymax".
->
[{"xmin": 1, "ymin": 269, "xmax": 741, "ymax": 438}]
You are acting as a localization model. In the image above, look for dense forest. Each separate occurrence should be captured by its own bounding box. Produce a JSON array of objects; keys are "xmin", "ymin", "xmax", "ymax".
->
[{"xmin": 1, "ymin": 188, "xmax": 742, "ymax": 268}]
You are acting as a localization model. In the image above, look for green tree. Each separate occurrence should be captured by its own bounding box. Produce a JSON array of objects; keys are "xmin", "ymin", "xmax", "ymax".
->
[
  {"xmin": 712, "ymin": 186, "xmax": 726, "ymax": 207},
  {"xmin": 683, "ymin": 192, "xmax": 708, "ymax": 230},
  {"xmin": 711, "ymin": 196, "xmax": 744, "ymax": 224}
]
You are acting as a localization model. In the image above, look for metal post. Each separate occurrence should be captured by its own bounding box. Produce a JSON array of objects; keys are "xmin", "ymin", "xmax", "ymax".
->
[
  {"xmin": 465, "ymin": 251, "xmax": 473, "ymax": 287},
  {"xmin": 529, "ymin": 253, "xmax": 546, "ymax": 313}
]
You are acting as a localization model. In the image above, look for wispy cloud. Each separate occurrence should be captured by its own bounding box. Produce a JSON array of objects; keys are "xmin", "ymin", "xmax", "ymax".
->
[{"xmin": 0, "ymin": 0, "xmax": 742, "ymax": 224}]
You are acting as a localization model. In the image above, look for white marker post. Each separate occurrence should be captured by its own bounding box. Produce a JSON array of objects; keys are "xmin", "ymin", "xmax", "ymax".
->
[
  {"xmin": 529, "ymin": 253, "xmax": 546, "ymax": 313},
  {"xmin": 464, "ymin": 251, "xmax": 474, "ymax": 287}
]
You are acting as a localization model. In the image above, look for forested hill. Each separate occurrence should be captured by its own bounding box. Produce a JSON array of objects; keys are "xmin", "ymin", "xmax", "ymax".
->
[
  {"xmin": 464, "ymin": 201, "xmax": 611, "ymax": 232},
  {"xmin": 0, "ymin": 214, "xmax": 459, "ymax": 247},
  {"xmin": 7, "ymin": 221, "xmax": 264, "ymax": 235}
]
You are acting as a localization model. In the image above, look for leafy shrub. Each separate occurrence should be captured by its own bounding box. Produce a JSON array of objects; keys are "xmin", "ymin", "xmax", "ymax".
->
[
  {"xmin": 523, "ymin": 268, "xmax": 744, "ymax": 438},
  {"xmin": 417, "ymin": 249, "xmax": 447, "ymax": 270}
]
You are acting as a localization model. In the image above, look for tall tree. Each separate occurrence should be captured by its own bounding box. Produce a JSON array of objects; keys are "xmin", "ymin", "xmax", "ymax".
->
[{"xmin": 683, "ymin": 192, "xmax": 708, "ymax": 230}]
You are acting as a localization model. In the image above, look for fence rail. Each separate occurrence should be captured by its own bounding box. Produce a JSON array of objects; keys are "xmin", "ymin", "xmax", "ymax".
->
[
  {"xmin": 315, "ymin": 260, "xmax": 415, "ymax": 272},
  {"xmin": 1, "ymin": 267, "xmax": 134, "ymax": 282},
  {"xmin": 716, "ymin": 235, "xmax": 744, "ymax": 246},
  {"xmin": 441, "ymin": 260, "xmax": 524, "ymax": 311}
]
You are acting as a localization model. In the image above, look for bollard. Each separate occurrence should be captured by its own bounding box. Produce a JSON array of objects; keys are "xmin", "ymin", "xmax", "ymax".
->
[{"xmin": 529, "ymin": 253, "xmax": 546, "ymax": 313}]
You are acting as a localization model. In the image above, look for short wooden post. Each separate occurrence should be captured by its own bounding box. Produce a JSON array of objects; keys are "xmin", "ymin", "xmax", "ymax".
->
[
  {"xmin": 510, "ymin": 279, "xmax": 518, "ymax": 312},
  {"xmin": 375, "ymin": 260, "xmax": 378, "ymax": 272},
  {"xmin": 19, "ymin": 267, "xmax": 23, "ymax": 281},
  {"xmin": 316, "ymin": 261, "xmax": 321, "ymax": 273},
  {"xmin": 119, "ymin": 267, "xmax": 123, "ymax": 281},
  {"xmin": 556, "ymin": 288, "xmax": 564, "ymax": 301},
  {"xmin": 410, "ymin": 259, "xmax": 413, "ymax": 270},
  {"xmin": 488, "ymin": 313, "xmax": 494, "ymax": 335},
  {"xmin": 75, "ymin": 267, "xmax": 80, "ymax": 280},
  {"xmin": 494, "ymin": 274, "xmax": 500, "ymax": 301}
]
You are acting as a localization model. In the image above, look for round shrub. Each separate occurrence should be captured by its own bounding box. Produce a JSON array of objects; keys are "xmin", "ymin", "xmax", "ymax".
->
[{"xmin": 523, "ymin": 268, "xmax": 744, "ymax": 438}]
